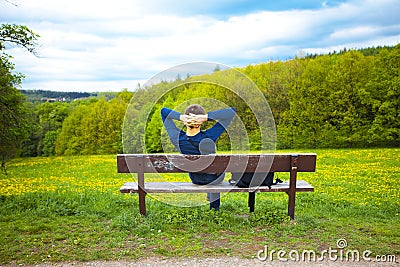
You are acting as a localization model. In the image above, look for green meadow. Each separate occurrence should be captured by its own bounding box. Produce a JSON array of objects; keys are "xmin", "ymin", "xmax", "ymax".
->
[{"xmin": 0, "ymin": 148, "xmax": 399, "ymax": 264}]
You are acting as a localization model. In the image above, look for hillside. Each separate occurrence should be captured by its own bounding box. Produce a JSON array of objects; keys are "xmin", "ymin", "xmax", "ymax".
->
[{"xmin": 20, "ymin": 89, "xmax": 97, "ymax": 102}]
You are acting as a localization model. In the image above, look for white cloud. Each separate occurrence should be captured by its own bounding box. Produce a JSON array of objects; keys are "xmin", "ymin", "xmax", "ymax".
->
[{"xmin": 2, "ymin": 0, "xmax": 400, "ymax": 91}]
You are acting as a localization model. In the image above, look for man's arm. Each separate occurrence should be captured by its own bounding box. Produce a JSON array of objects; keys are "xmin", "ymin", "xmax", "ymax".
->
[
  {"xmin": 161, "ymin": 107, "xmax": 194, "ymax": 125},
  {"xmin": 208, "ymin": 107, "xmax": 236, "ymax": 127},
  {"xmin": 206, "ymin": 107, "xmax": 236, "ymax": 141},
  {"xmin": 161, "ymin": 108, "xmax": 182, "ymax": 145}
]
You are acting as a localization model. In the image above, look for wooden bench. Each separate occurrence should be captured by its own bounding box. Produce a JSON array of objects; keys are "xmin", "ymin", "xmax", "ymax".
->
[{"xmin": 117, "ymin": 153, "xmax": 316, "ymax": 219}]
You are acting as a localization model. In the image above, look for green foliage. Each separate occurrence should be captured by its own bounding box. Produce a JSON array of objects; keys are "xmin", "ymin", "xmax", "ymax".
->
[
  {"xmin": 33, "ymin": 102, "xmax": 71, "ymax": 156},
  {"xmin": 0, "ymin": 76, "xmax": 27, "ymax": 164},
  {"xmin": 42, "ymin": 129, "xmax": 60, "ymax": 156},
  {"xmin": 277, "ymin": 46, "xmax": 400, "ymax": 148},
  {"xmin": 55, "ymin": 94, "xmax": 131, "ymax": 155},
  {"xmin": 0, "ymin": 23, "xmax": 40, "ymax": 167},
  {"xmin": 55, "ymin": 103, "xmax": 89, "ymax": 155},
  {"xmin": 0, "ymin": 23, "xmax": 40, "ymax": 55},
  {"xmin": 365, "ymin": 46, "xmax": 400, "ymax": 146},
  {"xmin": 145, "ymin": 105, "xmax": 163, "ymax": 153}
]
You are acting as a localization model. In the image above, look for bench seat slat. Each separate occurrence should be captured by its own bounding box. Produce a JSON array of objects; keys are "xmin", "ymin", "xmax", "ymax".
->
[
  {"xmin": 120, "ymin": 180, "xmax": 314, "ymax": 194},
  {"xmin": 117, "ymin": 153, "xmax": 317, "ymax": 173}
]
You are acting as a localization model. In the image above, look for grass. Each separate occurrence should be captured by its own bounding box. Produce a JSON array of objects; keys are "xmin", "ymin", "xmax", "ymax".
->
[{"xmin": 0, "ymin": 149, "xmax": 399, "ymax": 265}]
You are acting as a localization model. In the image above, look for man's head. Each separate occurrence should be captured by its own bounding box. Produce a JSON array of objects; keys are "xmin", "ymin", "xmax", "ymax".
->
[
  {"xmin": 184, "ymin": 104, "xmax": 205, "ymax": 129},
  {"xmin": 185, "ymin": 104, "xmax": 205, "ymax": 115}
]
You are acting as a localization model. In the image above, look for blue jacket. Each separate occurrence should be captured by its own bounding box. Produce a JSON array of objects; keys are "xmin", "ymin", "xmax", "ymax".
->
[{"xmin": 161, "ymin": 107, "xmax": 236, "ymax": 155}]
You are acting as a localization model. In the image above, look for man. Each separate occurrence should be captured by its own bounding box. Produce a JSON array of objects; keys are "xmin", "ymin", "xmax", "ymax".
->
[{"xmin": 161, "ymin": 104, "xmax": 236, "ymax": 210}]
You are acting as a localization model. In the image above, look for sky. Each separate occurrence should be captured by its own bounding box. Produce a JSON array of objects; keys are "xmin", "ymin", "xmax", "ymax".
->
[{"xmin": 2, "ymin": 0, "xmax": 400, "ymax": 92}]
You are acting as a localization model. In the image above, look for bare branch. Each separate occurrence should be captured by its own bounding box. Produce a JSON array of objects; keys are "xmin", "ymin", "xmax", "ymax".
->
[{"xmin": 4, "ymin": 0, "xmax": 19, "ymax": 7}]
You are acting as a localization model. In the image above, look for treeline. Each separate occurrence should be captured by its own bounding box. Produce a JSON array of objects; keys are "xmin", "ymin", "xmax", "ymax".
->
[
  {"xmin": 20, "ymin": 45, "xmax": 399, "ymax": 157},
  {"xmin": 20, "ymin": 89, "xmax": 96, "ymax": 102},
  {"xmin": 21, "ymin": 90, "xmax": 133, "ymax": 156}
]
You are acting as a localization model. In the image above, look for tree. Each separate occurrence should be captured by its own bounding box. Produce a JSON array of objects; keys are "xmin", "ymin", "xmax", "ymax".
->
[
  {"xmin": 36, "ymin": 102, "xmax": 70, "ymax": 156},
  {"xmin": 42, "ymin": 129, "xmax": 61, "ymax": 156},
  {"xmin": 325, "ymin": 51, "xmax": 372, "ymax": 147},
  {"xmin": 0, "ymin": 23, "xmax": 40, "ymax": 55},
  {"xmin": 0, "ymin": 23, "xmax": 39, "ymax": 171},
  {"xmin": 145, "ymin": 104, "xmax": 163, "ymax": 153},
  {"xmin": 366, "ymin": 45, "xmax": 400, "ymax": 146},
  {"xmin": 55, "ymin": 104, "xmax": 88, "ymax": 155},
  {"xmin": 20, "ymin": 102, "xmax": 41, "ymax": 157},
  {"xmin": 0, "ymin": 57, "xmax": 26, "ymax": 171},
  {"xmin": 279, "ymin": 56, "xmax": 335, "ymax": 148},
  {"xmin": 55, "ymin": 95, "xmax": 129, "ymax": 155}
]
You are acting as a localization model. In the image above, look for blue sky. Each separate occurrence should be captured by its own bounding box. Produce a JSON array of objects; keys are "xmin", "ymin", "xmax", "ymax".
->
[{"xmin": 2, "ymin": 0, "xmax": 400, "ymax": 92}]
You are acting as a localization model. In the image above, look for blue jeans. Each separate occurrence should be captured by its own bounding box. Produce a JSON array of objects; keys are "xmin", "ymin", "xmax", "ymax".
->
[{"xmin": 189, "ymin": 173, "xmax": 225, "ymax": 210}]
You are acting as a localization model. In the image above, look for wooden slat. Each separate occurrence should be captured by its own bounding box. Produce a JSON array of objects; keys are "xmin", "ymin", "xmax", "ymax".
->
[
  {"xmin": 119, "ymin": 180, "xmax": 314, "ymax": 194},
  {"xmin": 117, "ymin": 154, "xmax": 317, "ymax": 173}
]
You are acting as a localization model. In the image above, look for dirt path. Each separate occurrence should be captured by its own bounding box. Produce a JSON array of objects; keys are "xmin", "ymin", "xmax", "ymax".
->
[{"xmin": 4, "ymin": 257, "xmax": 399, "ymax": 267}]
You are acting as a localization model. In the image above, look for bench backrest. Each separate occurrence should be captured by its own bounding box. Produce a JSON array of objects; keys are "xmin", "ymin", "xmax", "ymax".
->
[{"xmin": 117, "ymin": 154, "xmax": 317, "ymax": 174}]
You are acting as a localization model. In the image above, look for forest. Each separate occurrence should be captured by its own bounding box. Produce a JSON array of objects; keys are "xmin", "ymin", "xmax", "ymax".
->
[
  {"xmin": 20, "ymin": 89, "xmax": 96, "ymax": 103},
  {"xmin": 7, "ymin": 44, "xmax": 400, "ymax": 158}
]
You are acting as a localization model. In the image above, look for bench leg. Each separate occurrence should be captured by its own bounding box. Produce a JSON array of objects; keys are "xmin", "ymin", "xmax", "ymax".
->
[
  {"xmin": 138, "ymin": 188, "xmax": 147, "ymax": 216},
  {"xmin": 248, "ymin": 192, "xmax": 255, "ymax": 212},
  {"xmin": 137, "ymin": 157, "xmax": 146, "ymax": 216},
  {"xmin": 287, "ymin": 191, "xmax": 295, "ymax": 220},
  {"xmin": 288, "ymin": 155, "xmax": 298, "ymax": 220}
]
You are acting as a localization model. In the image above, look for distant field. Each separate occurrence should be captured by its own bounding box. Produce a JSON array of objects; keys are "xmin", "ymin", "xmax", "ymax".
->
[{"xmin": 0, "ymin": 148, "xmax": 399, "ymax": 265}]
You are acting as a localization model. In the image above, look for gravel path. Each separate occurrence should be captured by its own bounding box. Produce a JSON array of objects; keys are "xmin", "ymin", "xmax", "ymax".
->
[{"xmin": 3, "ymin": 257, "xmax": 399, "ymax": 267}]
